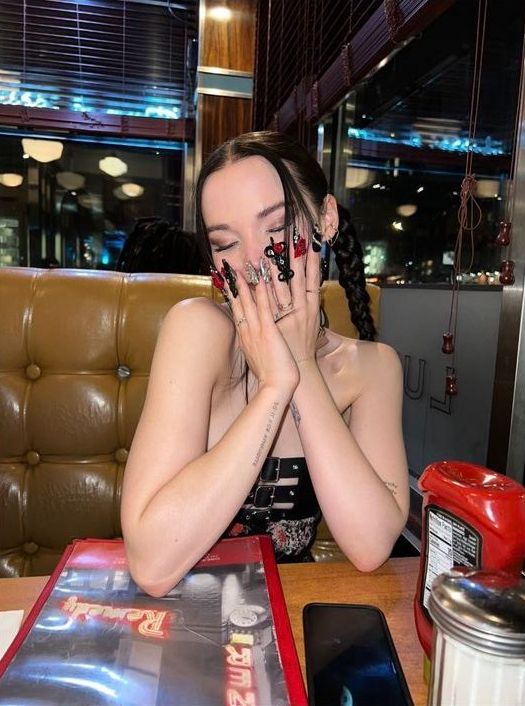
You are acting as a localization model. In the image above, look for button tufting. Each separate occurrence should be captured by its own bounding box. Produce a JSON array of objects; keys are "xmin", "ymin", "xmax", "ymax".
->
[
  {"xmin": 117, "ymin": 364, "xmax": 131, "ymax": 379},
  {"xmin": 25, "ymin": 364, "xmax": 41, "ymax": 380},
  {"xmin": 23, "ymin": 541, "xmax": 39, "ymax": 555},
  {"xmin": 26, "ymin": 450, "xmax": 40, "ymax": 466},
  {"xmin": 114, "ymin": 448, "xmax": 129, "ymax": 463}
]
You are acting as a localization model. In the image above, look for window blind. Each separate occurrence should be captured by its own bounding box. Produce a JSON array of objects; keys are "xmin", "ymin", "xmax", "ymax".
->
[
  {"xmin": 0, "ymin": 0, "xmax": 198, "ymax": 120},
  {"xmin": 254, "ymin": 0, "xmax": 455, "ymax": 133}
]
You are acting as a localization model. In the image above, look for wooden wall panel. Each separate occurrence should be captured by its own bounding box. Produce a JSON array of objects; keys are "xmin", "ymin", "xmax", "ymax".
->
[
  {"xmin": 201, "ymin": 0, "xmax": 257, "ymax": 72},
  {"xmin": 201, "ymin": 94, "xmax": 253, "ymax": 159}
]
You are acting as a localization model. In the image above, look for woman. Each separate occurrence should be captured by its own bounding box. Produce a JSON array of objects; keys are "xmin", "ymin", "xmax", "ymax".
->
[{"xmin": 121, "ymin": 132, "xmax": 408, "ymax": 597}]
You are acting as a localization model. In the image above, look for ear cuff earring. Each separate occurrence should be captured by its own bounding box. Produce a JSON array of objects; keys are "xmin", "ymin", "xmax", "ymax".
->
[{"xmin": 327, "ymin": 225, "xmax": 339, "ymax": 247}]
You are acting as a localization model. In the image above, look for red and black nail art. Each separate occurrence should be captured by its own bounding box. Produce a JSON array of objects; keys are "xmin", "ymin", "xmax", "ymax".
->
[
  {"xmin": 221, "ymin": 259, "xmax": 238, "ymax": 297},
  {"xmin": 210, "ymin": 266, "xmax": 225, "ymax": 291},
  {"xmin": 264, "ymin": 237, "xmax": 294, "ymax": 282},
  {"xmin": 292, "ymin": 227, "xmax": 307, "ymax": 258}
]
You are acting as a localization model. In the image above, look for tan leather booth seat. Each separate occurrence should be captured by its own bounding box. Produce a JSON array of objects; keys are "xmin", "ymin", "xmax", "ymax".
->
[{"xmin": 0, "ymin": 267, "xmax": 379, "ymax": 577}]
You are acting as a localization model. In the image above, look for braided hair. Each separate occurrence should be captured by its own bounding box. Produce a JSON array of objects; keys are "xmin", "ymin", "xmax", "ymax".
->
[
  {"xmin": 332, "ymin": 204, "xmax": 376, "ymax": 341},
  {"xmin": 196, "ymin": 131, "xmax": 375, "ymax": 340}
]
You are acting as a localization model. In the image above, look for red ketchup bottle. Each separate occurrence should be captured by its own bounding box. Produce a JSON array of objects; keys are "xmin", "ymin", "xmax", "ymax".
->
[{"xmin": 414, "ymin": 460, "xmax": 525, "ymax": 657}]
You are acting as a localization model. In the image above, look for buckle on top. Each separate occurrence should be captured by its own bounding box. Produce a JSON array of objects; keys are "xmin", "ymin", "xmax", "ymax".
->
[
  {"xmin": 259, "ymin": 457, "xmax": 280, "ymax": 483},
  {"xmin": 253, "ymin": 485, "xmax": 276, "ymax": 509}
]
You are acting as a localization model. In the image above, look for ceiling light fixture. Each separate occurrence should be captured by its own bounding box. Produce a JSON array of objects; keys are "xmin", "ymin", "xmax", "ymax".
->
[
  {"xmin": 345, "ymin": 167, "xmax": 375, "ymax": 190},
  {"xmin": 22, "ymin": 138, "xmax": 63, "ymax": 163},
  {"xmin": 208, "ymin": 6, "xmax": 233, "ymax": 21},
  {"xmin": 121, "ymin": 182, "xmax": 144, "ymax": 198},
  {"xmin": 113, "ymin": 186, "xmax": 130, "ymax": 201},
  {"xmin": 396, "ymin": 204, "xmax": 417, "ymax": 217},
  {"xmin": 99, "ymin": 156, "xmax": 128, "ymax": 177},
  {"xmin": 0, "ymin": 173, "xmax": 23, "ymax": 187},
  {"xmin": 56, "ymin": 171, "xmax": 86, "ymax": 191}
]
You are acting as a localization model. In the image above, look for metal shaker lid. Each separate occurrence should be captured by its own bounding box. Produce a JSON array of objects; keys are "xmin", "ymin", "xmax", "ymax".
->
[{"xmin": 428, "ymin": 568, "xmax": 525, "ymax": 657}]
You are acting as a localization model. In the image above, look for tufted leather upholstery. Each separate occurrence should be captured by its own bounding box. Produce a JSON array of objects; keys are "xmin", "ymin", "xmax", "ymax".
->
[{"xmin": 0, "ymin": 267, "xmax": 379, "ymax": 576}]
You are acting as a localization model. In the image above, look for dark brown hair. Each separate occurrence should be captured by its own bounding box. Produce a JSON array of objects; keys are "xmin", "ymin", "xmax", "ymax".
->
[{"xmin": 195, "ymin": 131, "xmax": 376, "ymax": 340}]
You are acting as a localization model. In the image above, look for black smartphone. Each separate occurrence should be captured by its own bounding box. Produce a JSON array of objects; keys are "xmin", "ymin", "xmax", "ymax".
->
[{"xmin": 303, "ymin": 602, "xmax": 414, "ymax": 706}]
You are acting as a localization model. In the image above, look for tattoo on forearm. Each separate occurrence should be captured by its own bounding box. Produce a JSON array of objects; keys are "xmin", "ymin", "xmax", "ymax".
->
[
  {"xmin": 252, "ymin": 402, "xmax": 280, "ymax": 466},
  {"xmin": 290, "ymin": 400, "xmax": 301, "ymax": 428},
  {"xmin": 384, "ymin": 481, "xmax": 398, "ymax": 496}
]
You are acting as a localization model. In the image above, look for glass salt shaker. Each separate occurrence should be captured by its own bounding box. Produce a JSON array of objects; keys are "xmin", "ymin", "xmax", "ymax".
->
[{"xmin": 427, "ymin": 568, "xmax": 525, "ymax": 706}]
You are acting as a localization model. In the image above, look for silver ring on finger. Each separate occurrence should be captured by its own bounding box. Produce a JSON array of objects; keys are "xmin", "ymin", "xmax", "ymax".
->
[
  {"xmin": 277, "ymin": 300, "xmax": 294, "ymax": 312},
  {"xmin": 306, "ymin": 289, "xmax": 320, "ymax": 295}
]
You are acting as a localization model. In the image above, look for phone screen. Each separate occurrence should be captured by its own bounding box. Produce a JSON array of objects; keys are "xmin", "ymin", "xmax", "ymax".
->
[{"xmin": 303, "ymin": 603, "xmax": 413, "ymax": 706}]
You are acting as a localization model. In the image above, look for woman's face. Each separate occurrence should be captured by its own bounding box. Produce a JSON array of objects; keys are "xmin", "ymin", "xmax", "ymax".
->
[{"xmin": 201, "ymin": 155, "xmax": 294, "ymax": 274}]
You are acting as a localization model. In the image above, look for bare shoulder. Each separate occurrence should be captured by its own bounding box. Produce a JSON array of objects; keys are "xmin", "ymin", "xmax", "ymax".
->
[
  {"xmin": 350, "ymin": 340, "xmax": 402, "ymax": 398},
  {"xmin": 162, "ymin": 296, "xmax": 235, "ymax": 342},
  {"xmin": 351, "ymin": 338, "xmax": 401, "ymax": 374},
  {"xmin": 151, "ymin": 297, "xmax": 236, "ymax": 383},
  {"xmin": 164, "ymin": 295, "xmax": 232, "ymax": 325},
  {"xmin": 324, "ymin": 334, "xmax": 401, "ymax": 397}
]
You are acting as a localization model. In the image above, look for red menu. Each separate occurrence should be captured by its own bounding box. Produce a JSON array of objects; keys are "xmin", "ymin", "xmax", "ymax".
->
[{"xmin": 0, "ymin": 536, "xmax": 307, "ymax": 705}]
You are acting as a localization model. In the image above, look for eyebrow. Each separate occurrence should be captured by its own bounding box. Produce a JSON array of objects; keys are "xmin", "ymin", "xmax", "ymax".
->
[
  {"xmin": 257, "ymin": 200, "xmax": 285, "ymax": 219},
  {"xmin": 206, "ymin": 201, "xmax": 285, "ymax": 235}
]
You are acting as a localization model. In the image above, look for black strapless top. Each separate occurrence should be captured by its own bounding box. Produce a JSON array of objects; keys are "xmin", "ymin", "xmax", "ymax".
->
[{"xmin": 224, "ymin": 457, "xmax": 321, "ymax": 563}]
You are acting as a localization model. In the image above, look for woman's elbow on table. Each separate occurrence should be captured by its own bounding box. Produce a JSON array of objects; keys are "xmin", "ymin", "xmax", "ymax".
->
[{"xmin": 126, "ymin": 554, "xmax": 182, "ymax": 598}]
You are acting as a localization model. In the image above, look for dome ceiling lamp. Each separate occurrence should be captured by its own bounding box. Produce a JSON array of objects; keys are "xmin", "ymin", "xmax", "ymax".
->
[
  {"xmin": 0, "ymin": 173, "xmax": 23, "ymax": 187},
  {"xmin": 121, "ymin": 182, "xmax": 144, "ymax": 198},
  {"xmin": 99, "ymin": 156, "xmax": 128, "ymax": 178},
  {"xmin": 56, "ymin": 171, "xmax": 86, "ymax": 191},
  {"xmin": 21, "ymin": 138, "xmax": 63, "ymax": 163}
]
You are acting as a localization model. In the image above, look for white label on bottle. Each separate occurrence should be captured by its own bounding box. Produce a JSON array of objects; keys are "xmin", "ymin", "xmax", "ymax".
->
[{"xmin": 423, "ymin": 507, "xmax": 481, "ymax": 609}]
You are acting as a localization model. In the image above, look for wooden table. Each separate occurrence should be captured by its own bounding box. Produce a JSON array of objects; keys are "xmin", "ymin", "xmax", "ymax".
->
[{"xmin": 0, "ymin": 557, "xmax": 427, "ymax": 705}]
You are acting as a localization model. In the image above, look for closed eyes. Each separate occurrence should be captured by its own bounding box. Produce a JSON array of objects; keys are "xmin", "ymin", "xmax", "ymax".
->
[{"xmin": 210, "ymin": 223, "xmax": 289, "ymax": 252}]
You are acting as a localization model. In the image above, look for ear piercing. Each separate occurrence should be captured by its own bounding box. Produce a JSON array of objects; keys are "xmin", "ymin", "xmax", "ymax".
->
[
  {"xmin": 264, "ymin": 237, "xmax": 294, "ymax": 282},
  {"xmin": 327, "ymin": 225, "xmax": 339, "ymax": 247}
]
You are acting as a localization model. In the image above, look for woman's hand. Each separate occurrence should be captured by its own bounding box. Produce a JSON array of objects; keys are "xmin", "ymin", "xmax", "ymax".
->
[
  {"xmin": 266, "ymin": 233, "xmax": 322, "ymax": 366},
  {"xmin": 221, "ymin": 259, "xmax": 300, "ymax": 393}
]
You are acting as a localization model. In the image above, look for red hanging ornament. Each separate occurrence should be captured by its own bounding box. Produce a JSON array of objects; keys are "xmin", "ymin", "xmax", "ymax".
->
[
  {"xmin": 499, "ymin": 259, "xmax": 515, "ymax": 285},
  {"xmin": 495, "ymin": 221, "xmax": 512, "ymax": 247},
  {"xmin": 442, "ymin": 332, "xmax": 455, "ymax": 354},
  {"xmin": 446, "ymin": 373, "xmax": 458, "ymax": 396}
]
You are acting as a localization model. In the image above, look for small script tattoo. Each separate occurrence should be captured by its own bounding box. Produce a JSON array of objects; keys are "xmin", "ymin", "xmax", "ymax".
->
[
  {"xmin": 252, "ymin": 401, "xmax": 280, "ymax": 467},
  {"xmin": 290, "ymin": 400, "xmax": 301, "ymax": 428},
  {"xmin": 384, "ymin": 481, "xmax": 398, "ymax": 496}
]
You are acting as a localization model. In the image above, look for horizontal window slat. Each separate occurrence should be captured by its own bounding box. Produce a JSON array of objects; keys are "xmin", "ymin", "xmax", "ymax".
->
[{"xmin": 0, "ymin": 0, "xmax": 197, "ymax": 120}]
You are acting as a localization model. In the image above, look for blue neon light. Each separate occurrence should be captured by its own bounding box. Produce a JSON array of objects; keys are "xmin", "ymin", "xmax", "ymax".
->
[
  {"xmin": 348, "ymin": 127, "xmax": 505, "ymax": 156},
  {"xmin": 0, "ymin": 89, "xmax": 182, "ymax": 120}
]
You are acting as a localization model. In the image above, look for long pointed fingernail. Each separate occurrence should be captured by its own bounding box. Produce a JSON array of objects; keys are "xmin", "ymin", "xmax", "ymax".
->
[
  {"xmin": 293, "ymin": 226, "xmax": 307, "ymax": 258},
  {"xmin": 221, "ymin": 259, "xmax": 238, "ymax": 298},
  {"xmin": 210, "ymin": 266, "xmax": 225, "ymax": 291},
  {"xmin": 259, "ymin": 257, "xmax": 271, "ymax": 283},
  {"xmin": 245, "ymin": 261, "xmax": 260, "ymax": 285}
]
